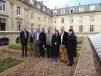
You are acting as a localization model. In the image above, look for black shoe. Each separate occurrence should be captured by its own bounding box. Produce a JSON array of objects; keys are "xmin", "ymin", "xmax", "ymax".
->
[{"xmin": 67, "ymin": 63, "xmax": 73, "ymax": 66}]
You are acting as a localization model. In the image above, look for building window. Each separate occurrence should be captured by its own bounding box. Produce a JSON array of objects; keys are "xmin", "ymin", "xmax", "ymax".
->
[
  {"xmin": 44, "ymin": 17, "xmax": 46, "ymax": 21},
  {"xmin": 31, "ymin": 23, "xmax": 34, "ymax": 28},
  {"xmin": 17, "ymin": 6, "xmax": 21, "ymax": 15},
  {"xmin": 79, "ymin": 6, "xmax": 84, "ymax": 12},
  {"xmin": 0, "ymin": 18, "xmax": 6, "ymax": 31},
  {"xmin": 17, "ymin": 24, "xmax": 21, "ymax": 31},
  {"xmin": 38, "ymin": 17, "xmax": 40, "ymax": 20},
  {"xmin": 54, "ymin": 21, "xmax": 56, "ymax": 24},
  {"xmin": 70, "ymin": 8, "xmax": 74, "ymax": 13},
  {"xmin": 90, "ymin": 5, "xmax": 95, "ymax": 11},
  {"xmin": 90, "ymin": 15, "xmax": 94, "ymax": 22},
  {"xmin": 53, "ymin": 9, "xmax": 58, "ymax": 14},
  {"xmin": 43, "ymin": 6, "xmax": 47, "ymax": 12},
  {"xmin": 70, "ymin": 18, "xmax": 73, "ymax": 23},
  {"xmin": 79, "ymin": 16, "xmax": 83, "ymax": 23},
  {"xmin": 0, "ymin": 1, "xmax": 5, "ymax": 12},
  {"xmin": 17, "ymin": 21, "xmax": 21, "ymax": 31},
  {"xmin": 61, "ymin": 8, "xmax": 65, "ymax": 14},
  {"xmin": 90, "ymin": 25, "xmax": 94, "ymax": 32},
  {"xmin": 31, "ymin": 13, "xmax": 34, "ymax": 19},
  {"xmin": 38, "ymin": 24, "xmax": 40, "ymax": 28},
  {"xmin": 61, "ymin": 18, "xmax": 64, "ymax": 23},
  {"xmin": 70, "ymin": 26, "xmax": 73, "ymax": 29},
  {"xmin": 79, "ymin": 25, "xmax": 83, "ymax": 32},
  {"xmin": 37, "ymin": 2, "xmax": 41, "ymax": 9},
  {"xmin": 29, "ymin": 0, "xmax": 34, "ymax": 5}
]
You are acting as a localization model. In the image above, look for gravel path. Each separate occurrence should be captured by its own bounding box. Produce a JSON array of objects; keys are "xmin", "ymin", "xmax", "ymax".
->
[
  {"xmin": 0, "ymin": 57, "xmax": 78, "ymax": 76},
  {"xmin": 74, "ymin": 38, "xmax": 101, "ymax": 76},
  {"xmin": 0, "ymin": 47, "xmax": 78, "ymax": 76}
]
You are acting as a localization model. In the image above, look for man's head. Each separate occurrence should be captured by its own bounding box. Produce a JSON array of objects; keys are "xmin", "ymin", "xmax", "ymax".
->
[
  {"xmin": 69, "ymin": 29, "xmax": 74, "ymax": 34},
  {"xmin": 48, "ymin": 26, "xmax": 52, "ymax": 32},
  {"xmin": 36, "ymin": 28, "xmax": 40, "ymax": 32},
  {"xmin": 23, "ymin": 26, "xmax": 27, "ymax": 31},
  {"xmin": 60, "ymin": 26, "xmax": 65, "ymax": 33}
]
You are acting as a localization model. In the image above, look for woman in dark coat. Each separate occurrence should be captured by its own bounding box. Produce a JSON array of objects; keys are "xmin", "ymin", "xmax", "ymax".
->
[
  {"xmin": 39, "ymin": 28, "xmax": 46, "ymax": 57},
  {"xmin": 67, "ymin": 29, "xmax": 77, "ymax": 66},
  {"xmin": 51, "ymin": 30, "xmax": 61, "ymax": 61}
]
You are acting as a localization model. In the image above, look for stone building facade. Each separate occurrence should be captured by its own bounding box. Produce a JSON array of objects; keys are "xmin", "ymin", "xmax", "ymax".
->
[{"xmin": 0, "ymin": 0, "xmax": 101, "ymax": 42}]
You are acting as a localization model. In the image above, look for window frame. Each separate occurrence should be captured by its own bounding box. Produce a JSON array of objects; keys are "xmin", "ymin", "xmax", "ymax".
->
[
  {"xmin": 79, "ymin": 6, "xmax": 84, "ymax": 12},
  {"xmin": 90, "ymin": 4, "xmax": 95, "ymax": 11},
  {"xmin": 90, "ymin": 25, "xmax": 94, "ymax": 32},
  {"xmin": 79, "ymin": 25, "xmax": 83, "ymax": 32},
  {"xmin": 0, "ymin": 2, "xmax": 5, "ymax": 12},
  {"xmin": 17, "ymin": 6, "xmax": 21, "ymax": 16},
  {"xmin": 61, "ymin": 18, "xmax": 64, "ymax": 23}
]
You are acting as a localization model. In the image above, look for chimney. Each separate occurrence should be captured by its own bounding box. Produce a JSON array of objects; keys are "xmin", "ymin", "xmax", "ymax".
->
[{"xmin": 40, "ymin": 1, "xmax": 43, "ymax": 4}]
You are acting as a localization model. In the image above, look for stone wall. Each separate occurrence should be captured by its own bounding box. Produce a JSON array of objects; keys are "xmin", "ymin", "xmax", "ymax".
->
[{"xmin": 0, "ymin": 31, "xmax": 20, "ymax": 42}]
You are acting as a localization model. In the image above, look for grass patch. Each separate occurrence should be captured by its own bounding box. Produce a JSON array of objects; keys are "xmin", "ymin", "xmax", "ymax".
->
[
  {"xmin": 0, "ymin": 57, "xmax": 23, "ymax": 73},
  {"xmin": 8, "ymin": 43, "xmax": 21, "ymax": 50},
  {"xmin": 8, "ymin": 43, "xmax": 32, "ymax": 51},
  {"xmin": 77, "ymin": 44, "xmax": 82, "ymax": 57}
]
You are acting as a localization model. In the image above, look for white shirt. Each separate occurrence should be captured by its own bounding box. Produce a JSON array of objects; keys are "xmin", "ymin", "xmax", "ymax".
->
[
  {"xmin": 61, "ymin": 32, "xmax": 64, "ymax": 43},
  {"xmin": 24, "ymin": 31, "xmax": 27, "ymax": 38},
  {"xmin": 36, "ymin": 32, "xmax": 40, "ymax": 41}
]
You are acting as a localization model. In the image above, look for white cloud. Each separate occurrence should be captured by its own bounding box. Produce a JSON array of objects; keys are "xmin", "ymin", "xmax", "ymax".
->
[{"xmin": 36, "ymin": 0, "xmax": 71, "ymax": 9}]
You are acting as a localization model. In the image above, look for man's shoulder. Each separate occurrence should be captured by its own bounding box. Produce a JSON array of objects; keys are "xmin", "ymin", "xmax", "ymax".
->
[{"xmin": 64, "ymin": 31, "xmax": 68, "ymax": 34}]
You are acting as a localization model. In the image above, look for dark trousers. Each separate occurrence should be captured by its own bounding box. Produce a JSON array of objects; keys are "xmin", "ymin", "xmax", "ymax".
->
[
  {"xmin": 21, "ymin": 44, "xmax": 28, "ymax": 57},
  {"xmin": 52, "ymin": 46, "xmax": 59, "ymax": 59},
  {"xmin": 46, "ymin": 45, "xmax": 52, "ymax": 58},
  {"xmin": 39, "ymin": 47, "xmax": 45, "ymax": 57},
  {"xmin": 35, "ymin": 41, "xmax": 40, "ymax": 57},
  {"xmin": 68, "ymin": 51, "xmax": 74, "ymax": 64}
]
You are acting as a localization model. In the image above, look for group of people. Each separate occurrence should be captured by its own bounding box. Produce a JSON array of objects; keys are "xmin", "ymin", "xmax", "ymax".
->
[{"xmin": 20, "ymin": 26, "xmax": 77, "ymax": 66}]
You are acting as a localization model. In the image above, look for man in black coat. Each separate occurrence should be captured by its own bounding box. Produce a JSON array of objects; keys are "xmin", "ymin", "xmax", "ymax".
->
[
  {"xmin": 20, "ymin": 27, "xmax": 29, "ymax": 57},
  {"xmin": 60, "ymin": 27, "xmax": 69, "ymax": 63},
  {"xmin": 67, "ymin": 29, "xmax": 77, "ymax": 66},
  {"xmin": 39, "ymin": 28, "xmax": 46, "ymax": 57}
]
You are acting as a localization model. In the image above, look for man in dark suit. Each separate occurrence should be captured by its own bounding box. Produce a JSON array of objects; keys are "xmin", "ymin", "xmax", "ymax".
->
[
  {"xmin": 67, "ymin": 29, "xmax": 77, "ymax": 66},
  {"xmin": 60, "ymin": 27, "xmax": 69, "ymax": 63},
  {"xmin": 20, "ymin": 26, "xmax": 29, "ymax": 57}
]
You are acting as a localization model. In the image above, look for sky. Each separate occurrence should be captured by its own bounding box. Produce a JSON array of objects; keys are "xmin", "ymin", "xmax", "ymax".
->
[{"xmin": 36, "ymin": 0, "xmax": 101, "ymax": 9}]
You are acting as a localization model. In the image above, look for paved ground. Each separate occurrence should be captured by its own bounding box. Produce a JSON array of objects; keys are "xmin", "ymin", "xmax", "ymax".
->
[
  {"xmin": 0, "ymin": 47, "xmax": 78, "ymax": 76},
  {"xmin": 1, "ymin": 37, "xmax": 100, "ymax": 76},
  {"xmin": 74, "ymin": 38, "xmax": 101, "ymax": 76}
]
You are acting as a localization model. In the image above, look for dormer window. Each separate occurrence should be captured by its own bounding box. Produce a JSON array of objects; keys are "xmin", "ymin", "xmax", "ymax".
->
[
  {"xmin": 79, "ymin": 6, "xmax": 84, "ymax": 12},
  {"xmin": 53, "ymin": 10, "xmax": 58, "ymax": 14},
  {"xmin": 37, "ymin": 2, "xmax": 41, "ymax": 9},
  {"xmin": 90, "ymin": 5, "xmax": 95, "ymax": 11},
  {"xmin": 61, "ymin": 8, "xmax": 65, "ymax": 14},
  {"xmin": 43, "ymin": 6, "xmax": 46, "ymax": 12},
  {"xmin": 29, "ymin": 0, "xmax": 34, "ymax": 5},
  {"xmin": 70, "ymin": 8, "xmax": 74, "ymax": 13}
]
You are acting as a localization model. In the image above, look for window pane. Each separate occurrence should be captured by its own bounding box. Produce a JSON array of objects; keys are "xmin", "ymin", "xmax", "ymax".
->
[
  {"xmin": 3, "ymin": 3, "xmax": 5, "ymax": 11},
  {"xmin": 90, "ymin": 5, "xmax": 95, "ymax": 11},
  {"xmin": 79, "ymin": 6, "xmax": 84, "ymax": 12},
  {"xmin": 79, "ymin": 25, "xmax": 83, "ymax": 32},
  {"xmin": 17, "ymin": 6, "xmax": 21, "ymax": 15},
  {"xmin": 0, "ymin": 3, "xmax": 2, "ymax": 11},
  {"xmin": 61, "ymin": 18, "xmax": 64, "ymax": 23},
  {"xmin": 61, "ymin": 9, "xmax": 65, "ymax": 14}
]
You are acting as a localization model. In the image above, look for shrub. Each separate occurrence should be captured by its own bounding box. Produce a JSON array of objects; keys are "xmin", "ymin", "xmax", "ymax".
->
[
  {"xmin": 77, "ymin": 44, "xmax": 82, "ymax": 57},
  {"xmin": 8, "ymin": 43, "xmax": 31, "ymax": 50},
  {"xmin": 8, "ymin": 43, "xmax": 21, "ymax": 50},
  {"xmin": 0, "ymin": 57, "xmax": 23, "ymax": 73}
]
